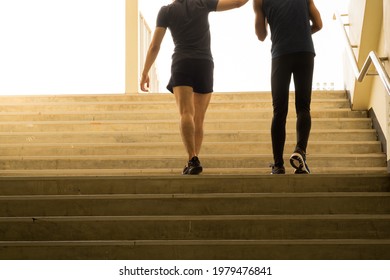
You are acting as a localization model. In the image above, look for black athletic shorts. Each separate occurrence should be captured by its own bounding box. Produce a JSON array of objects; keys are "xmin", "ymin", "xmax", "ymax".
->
[{"xmin": 167, "ymin": 59, "xmax": 214, "ymax": 94}]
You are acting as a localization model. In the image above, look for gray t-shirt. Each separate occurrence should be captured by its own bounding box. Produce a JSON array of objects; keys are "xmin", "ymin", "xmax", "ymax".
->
[
  {"xmin": 156, "ymin": 0, "xmax": 219, "ymax": 64},
  {"xmin": 263, "ymin": 0, "xmax": 315, "ymax": 58}
]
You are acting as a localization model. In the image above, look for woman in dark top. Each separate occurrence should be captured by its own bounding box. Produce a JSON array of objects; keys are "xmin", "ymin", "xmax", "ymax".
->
[{"xmin": 140, "ymin": 0, "xmax": 248, "ymax": 175}]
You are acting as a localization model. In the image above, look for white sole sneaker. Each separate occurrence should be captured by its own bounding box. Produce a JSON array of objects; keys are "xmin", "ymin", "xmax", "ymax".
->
[{"xmin": 290, "ymin": 152, "xmax": 310, "ymax": 174}]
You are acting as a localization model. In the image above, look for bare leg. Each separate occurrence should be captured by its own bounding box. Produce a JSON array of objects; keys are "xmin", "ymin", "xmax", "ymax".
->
[
  {"xmin": 173, "ymin": 86, "xmax": 212, "ymax": 160},
  {"xmin": 173, "ymin": 86, "xmax": 196, "ymax": 160},
  {"xmin": 194, "ymin": 92, "xmax": 212, "ymax": 155}
]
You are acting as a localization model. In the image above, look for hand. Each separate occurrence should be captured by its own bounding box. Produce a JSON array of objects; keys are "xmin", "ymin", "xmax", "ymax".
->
[{"xmin": 140, "ymin": 74, "xmax": 150, "ymax": 92}]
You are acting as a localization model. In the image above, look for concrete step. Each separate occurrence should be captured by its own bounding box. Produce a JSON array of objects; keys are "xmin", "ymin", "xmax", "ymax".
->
[
  {"xmin": 0, "ymin": 99, "xmax": 352, "ymax": 113},
  {"xmin": 0, "ymin": 91, "xmax": 348, "ymax": 103},
  {"xmin": 0, "ymin": 129, "xmax": 378, "ymax": 144},
  {"xmin": 1, "ymin": 239, "xmax": 390, "ymax": 260},
  {"xmin": 0, "ymin": 154, "xmax": 385, "ymax": 169},
  {"xmin": 0, "ymin": 118, "xmax": 373, "ymax": 132},
  {"xmin": 0, "ymin": 109, "xmax": 368, "ymax": 122},
  {"xmin": 1, "ymin": 214, "xmax": 389, "ymax": 241},
  {"xmin": 1, "ymin": 192, "xmax": 390, "ymax": 217},
  {"xmin": 0, "ymin": 166, "xmax": 387, "ymax": 177},
  {"xmin": 0, "ymin": 175, "xmax": 388, "ymax": 195},
  {"xmin": 0, "ymin": 141, "xmax": 382, "ymax": 156}
]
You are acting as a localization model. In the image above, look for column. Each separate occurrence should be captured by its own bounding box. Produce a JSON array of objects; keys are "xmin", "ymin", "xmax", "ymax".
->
[{"xmin": 125, "ymin": 0, "xmax": 139, "ymax": 94}]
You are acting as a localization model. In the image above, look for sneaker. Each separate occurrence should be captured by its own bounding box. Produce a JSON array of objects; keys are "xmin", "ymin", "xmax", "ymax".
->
[
  {"xmin": 294, "ymin": 168, "xmax": 309, "ymax": 174},
  {"xmin": 290, "ymin": 149, "xmax": 310, "ymax": 174},
  {"xmin": 270, "ymin": 164, "xmax": 285, "ymax": 174},
  {"xmin": 182, "ymin": 156, "xmax": 203, "ymax": 175}
]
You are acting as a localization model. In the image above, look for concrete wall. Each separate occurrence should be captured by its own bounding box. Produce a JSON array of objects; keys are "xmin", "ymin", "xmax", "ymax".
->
[
  {"xmin": 369, "ymin": 0, "xmax": 390, "ymax": 163},
  {"xmin": 345, "ymin": 0, "xmax": 390, "ymax": 164},
  {"xmin": 347, "ymin": 0, "xmax": 382, "ymax": 109}
]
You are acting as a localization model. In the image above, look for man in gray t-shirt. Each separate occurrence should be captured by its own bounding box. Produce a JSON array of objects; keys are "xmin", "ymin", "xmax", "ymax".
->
[
  {"xmin": 140, "ymin": 0, "xmax": 249, "ymax": 175},
  {"xmin": 157, "ymin": 0, "xmax": 218, "ymax": 65}
]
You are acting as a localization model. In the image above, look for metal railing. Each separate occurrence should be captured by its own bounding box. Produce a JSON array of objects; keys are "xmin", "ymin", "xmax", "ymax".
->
[
  {"xmin": 336, "ymin": 11, "xmax": 390, "ymax": 168},
  {"xmin": 139, "ymin": 13, "xmax": 159, "ymax": 92},
  {"xmin": 335, "ymin": 12, "xmax": 390, "ymax": 96}
]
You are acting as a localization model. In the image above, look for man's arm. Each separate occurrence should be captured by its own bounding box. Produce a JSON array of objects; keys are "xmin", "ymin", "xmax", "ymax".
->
[
  {"xmin": 140, "ymin": 27, "xmax": 166, "ymax": 92},
  {"xmin": 216, "ymin": 0, "xmax": 249, "ymax": 12},
  {"xmin": 308, "ymin": 0, "xmax": 322, "ymax": 34},
  {"xmin": 253, "ymin": 0, "xmax": 267, "ymax": 41}
]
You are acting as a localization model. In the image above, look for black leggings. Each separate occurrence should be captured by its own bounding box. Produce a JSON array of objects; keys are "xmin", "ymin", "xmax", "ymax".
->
[{"xmin": 271, "ymin": 52, "xmax": 315, "ymax": 167}]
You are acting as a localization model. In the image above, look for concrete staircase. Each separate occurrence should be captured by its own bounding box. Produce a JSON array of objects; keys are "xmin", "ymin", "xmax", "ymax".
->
[
  {"xmin": 0, "ymin": 175, "xmax": 389, "ymax": 259},
  {"xmin": 0, "ymin": 91, "xmax": 389, "ymax": 259},
  {"xmin": 0, "ymin": 91, "xmax": 387, "ymax": 175}
]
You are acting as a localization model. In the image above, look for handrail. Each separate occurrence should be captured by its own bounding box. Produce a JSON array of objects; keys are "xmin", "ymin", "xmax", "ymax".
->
[
  {"xmin": 335, "ymin": 12, "xmax": 390, "ymax": 96},
  {"xmin": 359, "ymin": 52, "xmax": 390, "ymax": 94},
  {"xmin": 139, "ymin": 13, "xmax": 159, "ymax": 92}
]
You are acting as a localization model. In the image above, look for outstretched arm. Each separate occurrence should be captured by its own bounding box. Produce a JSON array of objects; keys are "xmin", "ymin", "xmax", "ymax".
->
[
  {"xmin": 216, "ymin": 0, "xmax": 249, "ymax": 12},
  {"xmin": 253, "ymin": 0, "xmax": 267, "ymax": 41},
  {"xmin": 140, "ymin": 27, "xmax": 166, "ymax": 92},
  {"xmin": 308, "ymin": 0, "xmax": 322, "ymax": 34}
]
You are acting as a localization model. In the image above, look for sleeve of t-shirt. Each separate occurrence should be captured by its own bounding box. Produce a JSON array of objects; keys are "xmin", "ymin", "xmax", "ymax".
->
[
  {"xmin": 156, "ymin": 6, "xmax": 169, "ymax": 28},
  {"xmin": 207, "ymin": 0, "xmax": 219, "ymax": 11}
]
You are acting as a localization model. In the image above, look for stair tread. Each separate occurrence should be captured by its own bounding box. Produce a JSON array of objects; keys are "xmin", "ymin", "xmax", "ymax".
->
[
  {"xmin": 0, "ymin": 153, "xmax": 385, "ymax": 158},
  {"xmin": 2, "ymin": 214, "xmax": 390, "ymax": 222},
  {"xmin": 0, "ymin": 118, "xmax": 372, "ymax": 124},
  {"xmin": 2, "ymin": 192, "xmax": 389, "ymax": 200},
  {"xmin": 0, "ymin": 140, "xmax": 381, "ymax": 146},
  {"xmin": 0, "ymin": 108, "xmax": 365, "ymax": 114},
  {"xmin": 0, "ymin": 167, "xmax": 386, "ymax": 177},
  {"xmin": 0, "ymin": 98, "xmax": 348, "ymax": 104},
  {"xmin": 0, "ymin": 128, "xmax": 377, "ymax": 133},
  {"xmin": 2, "ymin": 239, "xmax": 390, "ymax": 246}
]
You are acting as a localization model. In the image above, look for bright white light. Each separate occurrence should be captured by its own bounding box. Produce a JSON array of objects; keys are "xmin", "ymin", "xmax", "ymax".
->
[
  {"xmin": 0, "ymin": 0, "xmax": 349, "ymax": 95},
  {"xmin": 0, "ymin": 0, "xmax": 125, "ymax": 95},
  {"xmin": 141, "ymin": 0, "xmax": 349, "ymax": 93}
]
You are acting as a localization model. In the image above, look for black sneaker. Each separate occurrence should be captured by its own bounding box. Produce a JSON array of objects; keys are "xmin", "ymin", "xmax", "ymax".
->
[
  {"xmin": 294, "ymin": 168, "xmax": 309, "ymax": 174},
  {"xmin": 290, "ymin": 149, "xmax": 310, "ymax": 174},
  {"xmin": 182, "ymin": 156, "xmax": 203, "ymax": 175},
  {"xmin": 270, "ymin": 164, "xmax": 285, "ymax": 174}
]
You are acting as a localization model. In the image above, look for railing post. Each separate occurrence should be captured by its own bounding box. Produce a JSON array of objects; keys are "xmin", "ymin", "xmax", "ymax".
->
[{"xmin": 125, "ymin": 0, "xmax": 139, "ymax": 94}]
